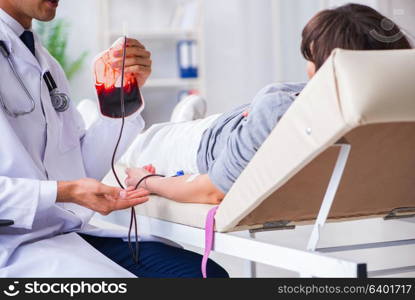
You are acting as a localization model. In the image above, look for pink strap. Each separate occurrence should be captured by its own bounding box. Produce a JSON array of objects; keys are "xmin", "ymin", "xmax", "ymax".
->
[{"xmin": 201, "ymin": 206, "xmax": 219, "ymax": 278}]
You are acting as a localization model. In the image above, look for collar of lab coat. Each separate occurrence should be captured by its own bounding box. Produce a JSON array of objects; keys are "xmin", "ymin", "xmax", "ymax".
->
[
  {"xmin": 0, "ymin": 8, "xmax": 26, "ymax": 36},
  {"xmin": 0, "ymin": 9, "xmax": 49, "ymax": 73}
]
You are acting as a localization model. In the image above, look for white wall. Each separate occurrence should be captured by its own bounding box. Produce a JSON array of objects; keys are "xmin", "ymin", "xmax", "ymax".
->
[
  {"xmin": 272, "ymin": 0, "xmax": 321, "ymax": 83},
  {"xmin": 327, "ymin": 0, "xmax": 379, "ymax": 8},
  {"xmin": 203, "ymin": 0, "xmax": 275, "ymax": 114}
]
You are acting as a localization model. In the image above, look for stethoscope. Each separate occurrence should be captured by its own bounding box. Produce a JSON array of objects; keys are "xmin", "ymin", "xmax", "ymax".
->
[{"xmin": 0, "ymin": 40, "xmax": 70, "ymax": 118}]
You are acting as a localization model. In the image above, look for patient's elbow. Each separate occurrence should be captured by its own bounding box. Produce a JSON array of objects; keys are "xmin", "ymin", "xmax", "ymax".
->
[
  {"xmin": 204, "ymin": 189, "xmax": 225, "ymax": 205},
  {"xmin": 194, "ymin": 175, "xmax": 225, "ymax": 205}
]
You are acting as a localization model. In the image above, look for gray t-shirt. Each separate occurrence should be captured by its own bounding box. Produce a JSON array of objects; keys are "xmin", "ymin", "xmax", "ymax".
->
[{"xmin": 196, "ymin": 82, "xmax": 306, "ymax": 193}]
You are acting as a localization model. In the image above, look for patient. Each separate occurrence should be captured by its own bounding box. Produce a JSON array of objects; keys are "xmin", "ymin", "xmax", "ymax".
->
[{"xmin": 122, "ymin": 3, "xmax": 412, "ymax": 204}]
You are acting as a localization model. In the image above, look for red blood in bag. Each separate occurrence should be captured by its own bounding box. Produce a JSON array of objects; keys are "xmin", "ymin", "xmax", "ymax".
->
[
  {"xmin": 94, "ymin": 43, "xmax": 143, "ymax": 118},
  {"xmin": 96, "ymin": 77, "xmax": 143, "ymax": 118}
]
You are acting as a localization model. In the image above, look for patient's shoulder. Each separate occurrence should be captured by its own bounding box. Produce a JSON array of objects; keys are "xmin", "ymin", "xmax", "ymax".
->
[
  {"xmin": 251, "ymin": 82, "xmax": 306, "ymax": 112},
  {"xmin": 257, "ymin": 82, "xmax": 307, "ymax": 96}
]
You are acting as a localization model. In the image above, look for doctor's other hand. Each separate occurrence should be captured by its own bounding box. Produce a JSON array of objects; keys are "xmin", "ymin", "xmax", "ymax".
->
[
  {"xmin": 57, "ymin": 179, "xmax": 150, "ymax": 215},
  {"xmin": 110, "ymin": 38, "xmax": 152, "ymax": 87}
]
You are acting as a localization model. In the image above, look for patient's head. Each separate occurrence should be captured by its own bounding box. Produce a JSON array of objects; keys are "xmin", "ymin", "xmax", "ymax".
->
[{"xmin": 301, "ymin": 3, "xmax": 412, "ymax": 78}]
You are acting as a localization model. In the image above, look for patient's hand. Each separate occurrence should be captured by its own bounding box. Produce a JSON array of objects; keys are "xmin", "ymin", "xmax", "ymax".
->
[{"xmin": 125, "ymin": 165, "xmax": 156, "ymax": 188}]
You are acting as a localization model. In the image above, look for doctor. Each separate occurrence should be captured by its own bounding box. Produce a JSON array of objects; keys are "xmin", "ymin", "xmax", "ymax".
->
[{"xmin": 0, "ymin": 0, "xmax": 228, "ymax": 278}]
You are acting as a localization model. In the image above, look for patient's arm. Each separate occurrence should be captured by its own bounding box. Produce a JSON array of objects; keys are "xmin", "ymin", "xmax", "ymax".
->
[
  {"xmin": 125, "ymin": 167, "xmax": 224, "ymax": 205},
  {"xmin": 147, "ymin": 174, "xmax": 224, "ymax": 204}
]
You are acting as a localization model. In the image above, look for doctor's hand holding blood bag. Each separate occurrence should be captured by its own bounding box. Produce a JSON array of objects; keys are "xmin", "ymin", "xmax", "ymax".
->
[
  {"xmin": 110, "ymin": 38, "xmax": 152, "ymax": 87},
  {"xmin": 57, "ymin": 38, "xmax": 153, "ymax": 215},
  {"xmin": 95, "ymin": 38, "xmax": 150, "ymax": 118}
]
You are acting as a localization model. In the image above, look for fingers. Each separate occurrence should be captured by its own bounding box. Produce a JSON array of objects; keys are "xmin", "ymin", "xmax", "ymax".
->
[
  {"xmin": 117, "ymin": 197, "xmax": 150, "ymax": 210},
  {"xmin": 99, "ymin": 184, "xmax": 123, "ymax": 199},
  {"xmin": 143, "ymin": 164, "xmax": 156, "ymax": 175},
  {"xmin": 125, "ymin": 168, "xmax": 142, "ymax": 178},
  {"xmin": 127, "ymin": 47, "xmax": 151, "ymax": 59},
  {"xmin": 113, "ymin": 38, "xmax": 145, "ymax": 50},
  {"xmin": 113, "ymin": 47, "xmax": 151, "ymax": 58},
  {"xmin": 119, "ymin": 186, "xmax": 136, "ymax": 198},
  {"xmin": 111, "ymin": 57, "xmax": 151, "ymax": 69},
  {"xmin": 98, "ymin": 181, "xmax": 142, "ymax": 200},
  {"xmin": 125, "ymin": 177, "xmax": 137, "ymax": 187},
  {"xmin": 125, "ymin": 56, "xmax": 151, "ymax": 67},
  {"xmin": 145, "ymin": 164, "xmax": 156, "ymax": 174},
  {"xmin": 123, "ymin": 65, "xmax": 151, "ymax": 80},
  {"xmin": 125, "ymin": 188, "xmax": 149, "ymax": 199},
  {"xmin": 125, "ymin": 168, "xmax": 132, "ymax": 176},
  {"xmin": 125, "ymin": 38, "xmax": 145, "ymax": 49},
  {"xmin": 125, "ymin": 67, "xmax": 151, "ymax": 87},
  {"xmin": 143, "ymin": 164, "xmax": 154, "ymax": 173},
  {"xmin": 124, "ymin": 168, "xmax": 138, "ymax": 187},
  {"xmin": 124, "ymin": 65, "xmax": 151, "ymax": 76},
  {"xmin": 101, "ymin": 195, "xmax": 149, "ymax": 214},
  {"xmin": 110, "ymin": 44, "xmax": 152, "ymax": 86},
  {"xmin": 110, "ymin": 56, "xmax": 152, "ymax": 87},
  {"xmin": 103, "ymin": 186, "xmax": 149, "ymax": 207}
]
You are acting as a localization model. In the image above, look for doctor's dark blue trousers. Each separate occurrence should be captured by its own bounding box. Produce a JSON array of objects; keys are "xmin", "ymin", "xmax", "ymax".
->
[{"xmin": 79, "ymin": 234, "xmax": 229, "ymax": 278}]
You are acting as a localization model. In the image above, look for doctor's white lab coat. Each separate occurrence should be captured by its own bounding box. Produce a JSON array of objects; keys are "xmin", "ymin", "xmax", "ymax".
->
[{"xmin": 0, "ymin": 11, "xmax": 145, "ymax": 277}]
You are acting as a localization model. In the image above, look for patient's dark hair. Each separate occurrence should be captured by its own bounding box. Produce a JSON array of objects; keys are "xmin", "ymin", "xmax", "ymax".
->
[{"xmin": 301, "ymin": 3, "xmax": 412, "ymax": 71}]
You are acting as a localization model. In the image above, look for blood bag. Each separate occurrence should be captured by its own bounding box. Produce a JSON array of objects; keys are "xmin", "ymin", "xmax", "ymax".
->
[{"xmin": 94, "ymin": 38, "xmax": 144, "ymax": 118}]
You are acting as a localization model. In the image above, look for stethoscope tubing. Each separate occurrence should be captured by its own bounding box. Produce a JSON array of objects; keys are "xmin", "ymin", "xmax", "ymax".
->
[
  {"xmin": 0, "ymin": 40, "xmax": 69, "ymax": 118},
  {"xmin": 0, "ymin": 50, "xmax": 36, "ymax": 117}
]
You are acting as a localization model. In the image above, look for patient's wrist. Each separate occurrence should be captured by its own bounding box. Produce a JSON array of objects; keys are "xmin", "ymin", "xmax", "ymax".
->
[
  {"xmin": 143, "ymin": 176, "xmax": 162, "ymax": 192},
  {"xmin": 139, "ymin": 175, "xmax": 163, "ymax": 192}
]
